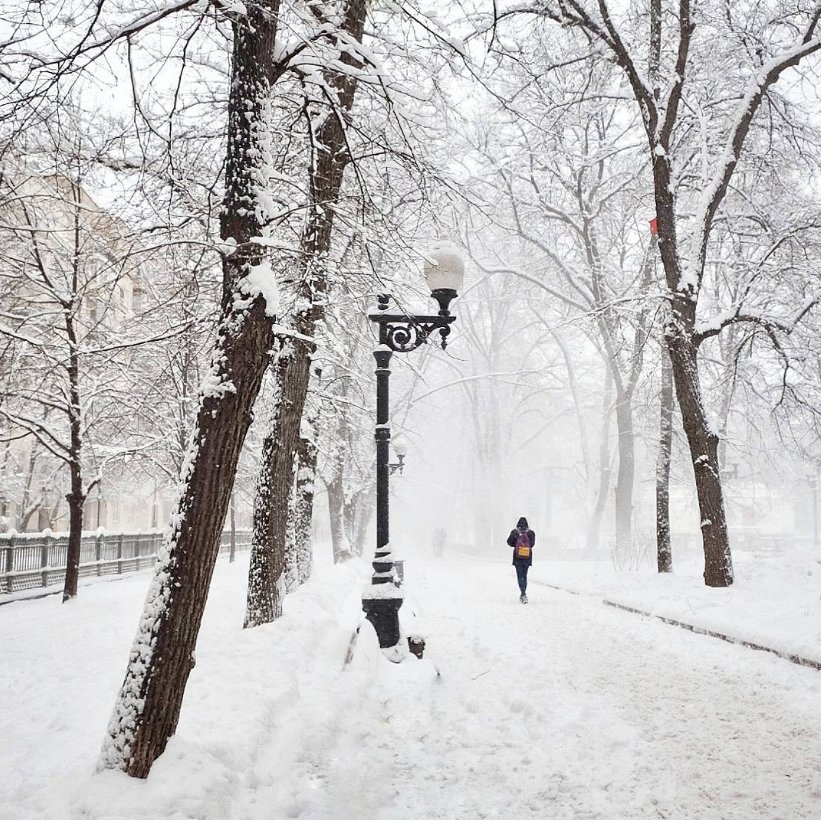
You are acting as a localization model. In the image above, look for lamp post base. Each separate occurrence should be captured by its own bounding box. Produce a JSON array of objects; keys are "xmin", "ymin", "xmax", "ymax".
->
[{"xmin": 362, "ymin": 593, "xmax": 403, "ymax": 648}]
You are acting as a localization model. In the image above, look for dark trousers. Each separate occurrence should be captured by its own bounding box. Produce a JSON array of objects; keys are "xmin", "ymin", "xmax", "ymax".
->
[{"xmin": 514, "ymin": 562, "xmax": 529, "ymax": 594}]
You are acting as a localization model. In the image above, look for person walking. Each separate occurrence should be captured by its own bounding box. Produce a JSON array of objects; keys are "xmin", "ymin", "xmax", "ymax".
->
[{"xmin": 507, "ymin": 516, "xmax": 535, "ymax": 603}]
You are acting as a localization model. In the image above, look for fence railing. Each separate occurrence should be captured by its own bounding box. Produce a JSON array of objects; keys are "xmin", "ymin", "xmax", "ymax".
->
[{"xmin": 0, "ymin": 529, "xmax": 252, "ymax": 595}]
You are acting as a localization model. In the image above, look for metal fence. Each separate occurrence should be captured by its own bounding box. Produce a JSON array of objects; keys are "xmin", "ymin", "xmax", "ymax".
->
[{"xmin": 0, "ymin": 529, "xmax": 252, "ymax": 595}]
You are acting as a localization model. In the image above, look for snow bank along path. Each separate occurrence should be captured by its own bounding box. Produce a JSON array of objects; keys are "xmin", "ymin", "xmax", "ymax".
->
[{"xmin": 1, "ymin": 554, "xmax": 820, "ymax": 819}]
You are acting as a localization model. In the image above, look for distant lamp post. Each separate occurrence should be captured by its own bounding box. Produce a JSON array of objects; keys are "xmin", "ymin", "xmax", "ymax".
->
[
  {"xmin": 390, "ymin": 438, "xmax": 408, "ymax": 475},
  {"xmin": 808, "ymin": 475, "xmax": 818, "ymax": 549},
  {"xmin": 362, "ymin": 244, "xmax": 465, "ymax": 651},
  {"xmin": 721, "ymin": 463, "xmax": 738, "ymax": 480}
]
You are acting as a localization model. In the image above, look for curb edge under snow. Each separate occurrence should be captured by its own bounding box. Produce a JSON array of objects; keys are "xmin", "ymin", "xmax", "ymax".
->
[{"xmin": 536, "ymin": 581, "xmax": 821, "ymax": 672}]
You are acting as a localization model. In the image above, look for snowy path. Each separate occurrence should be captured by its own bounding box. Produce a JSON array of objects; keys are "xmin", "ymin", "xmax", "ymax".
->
[
  {"xmin": 251, "ymin": 558, "xmax": 821, "ymax": 820},
  {"xmin": 3, "ymin": 554, "xmax": 821, "ymax": 820}
]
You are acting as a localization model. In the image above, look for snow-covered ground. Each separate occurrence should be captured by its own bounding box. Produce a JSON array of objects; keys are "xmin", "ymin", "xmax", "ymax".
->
[
  {"xmin": 2, "ymin": 547, "xmax": 820, "ymax": 819},
  {"xmin": 529, "ymin": 546, "xmax": 821, "ymax": 666}
]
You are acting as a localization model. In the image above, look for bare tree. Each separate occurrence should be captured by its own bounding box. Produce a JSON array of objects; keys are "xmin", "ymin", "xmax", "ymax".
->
[
  {"xmin": 96, "ymin": 0, "xmax": 287, "ymax": 777},
  {"xmin": 244, "ymin": 0, "xmax": 369, "ymax": 628},
  {"xmin": 0, "ymin": 145, "xmax": 147, "ymax": 598},
  {"xmin": 491, "ymin": 1, "xmax": 821, "ymax": 585}
]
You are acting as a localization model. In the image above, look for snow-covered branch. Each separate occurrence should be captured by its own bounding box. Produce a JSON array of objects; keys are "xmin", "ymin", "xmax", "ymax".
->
[{"xmin": 694, "ymin": 292, "xmax": 821, "ymax": 347}]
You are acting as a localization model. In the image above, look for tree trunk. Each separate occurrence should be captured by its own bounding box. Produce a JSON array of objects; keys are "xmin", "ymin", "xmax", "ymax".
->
[
  {"xmin": 284, "ymin": 461, "xmax": 300, "ymax": 594},
  {"xmin": 229, "ymin": 491, "xmax": 236, "ymax": 564},
  {"xmin": 100, "ymin": 300, "xmax": 273, "ymax": 777},
  {"xmin": 284, "ymin": 430, "xmax": 317, "ymax": 590},
  {"xmin": 245, "ymin": 0, "xmax": 367, "ymax": 625},
  {"xmin": 654, "ymin": 151, "xmax": 733, "ymax": 587},
  {"xmin": 62, "ymin": 313, "xmax": 84, "ymax": 602},
  {"xmin": 245, "ymin": 390, "xmax": 292, "ymax": 625},
  {"xmin": 284, "ymin": 376, "xmax": 318, "ymax": 591},
  {"xmin": 327, "ymin": 475, "xmax": 353, "ymax": 563},
  {"xmin": 667, "ymin": 323, "xmax": 733, "ymax": 587},
  {"xmin": 351, "ymin": 488, "xmax": 374, "ymax": 557},
  {"xmin": 613, "ymin": 389, "xmax": 634, "ymax": 552},
  {"xmin": 293, "ymin": 427, "xmax": 317, "ymax": 585},
  {"xmin": 245, "ymin": 344, "xmax": 315, "ymax": 624},
  {"xmin": 98, "ymin": 0, "xmax": 281, "ymax": 778},
  {"xmin": 62, "ymin": 474, "xmax": 84, "ymax": 601},
  {"xmin": 18, "ymin": 438, "xmax": 42, "ymax": 531},
  {"xmin": 656, "ymin": 344, "xmax": 673, "ymax": 573},
  {"xmin": 586, "ymin": 371, "xmax": 612, "ymax": 551}
]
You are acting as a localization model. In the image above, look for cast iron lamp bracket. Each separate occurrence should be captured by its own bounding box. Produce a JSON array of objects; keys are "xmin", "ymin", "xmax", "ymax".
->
[{"xmin": 368, "ymin": 294, "xmax": 456, "ymax": 351}]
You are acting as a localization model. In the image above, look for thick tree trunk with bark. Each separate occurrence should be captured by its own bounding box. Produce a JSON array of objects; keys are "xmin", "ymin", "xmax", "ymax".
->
[
  {"xmin": 293, "ymin": 427, "xmax": 317, "ymax": 584},
  {"xmin": 98, "ymin": 0, "xmax": 280, "ymax": 778},
  {"xmin": 284, "ymin": 428, "xmax": 317, "ymax": 590},
  {"xmin": 100, "ymin": 301, "xmax": 273, "ymax": 776},
  {"xmin": 666, "ymin": 303, "xmax": 733, "ymax": 587},
  {"xmin": 284, "ymin": 460, "xmax": 300, "ymax": 594},
  {"xmin": 245, "ymin": 381, "xmax": 293, "ymax": 624},
  {"xmin": 653, "ymin": 134, "xmax": 733, "ymax": 587},
  {"xmin": 656, "ymin": 344, "xmax": 673, "ymax": 573},
  {"xmin": 245, "ymin": 0, "xmax": 367, "ymax": 625}
]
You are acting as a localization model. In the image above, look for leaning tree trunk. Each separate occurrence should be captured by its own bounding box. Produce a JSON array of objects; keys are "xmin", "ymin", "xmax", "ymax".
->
[
  {"xmin": 656, "ymin": 344, "xmax": 673, "ymax": 573},
  {"xmin": 98, "ymin": 0, "xmax": 280, "ymax": 778},
  {"xmin": 245, "ymin": 333, "xmax": 315, "ymax": 625},
  {"xmin": 100, "ymin": 301, "xmax": 273, "ymax": 777},
  {"xmin": 667, "ymin": 307, "xmax": 733, "ymax": 587},
  {"xmin": 244, "ymin": 0, "xmax": 367, "ymax": 626}
]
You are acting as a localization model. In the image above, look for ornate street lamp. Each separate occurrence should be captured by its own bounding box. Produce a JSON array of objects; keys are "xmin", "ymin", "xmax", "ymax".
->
[{"xmin": 361, "ymin": 244, "xmax": 465, "ymax": 651}]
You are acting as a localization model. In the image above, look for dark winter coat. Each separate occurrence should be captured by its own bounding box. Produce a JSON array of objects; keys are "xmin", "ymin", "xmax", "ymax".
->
[{"xmin": 507, "ymin": 524, "xmax": 535, "ymax": 567}]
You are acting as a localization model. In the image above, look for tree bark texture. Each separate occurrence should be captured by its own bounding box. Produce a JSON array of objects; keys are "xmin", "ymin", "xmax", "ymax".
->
[
  {"xmin": 99, "ymin": 0, "xmax": 281, "ymax": 777},
  {"xmin": 62, "ymin": 187, "xmax": 86, "ymax": 602},
  {"xmin": 99, "ymin": 300, "xmax": 273, "ymax": 777},
  {"xmin": 666, "ymin": 307, "xmax": 733, "ymax": 586},
  {"xmin": 245, "ymin": 0, "xmax": 367, "ymax": 625},
  {"xmin": 284, "ymin": 455, "xmax": 300, "ymax": 594},
  {"xmin": 293, "ymin": 426, "xmax": 317, "ymax": 584},
  {"xmin": 229, "ymin": 491, "xmax": 237, "ymax": 564},
  {"xmin": 284, "ymin": 427, "xmax": 317, "ymax": 590},
  {"xmin": 652, "ymin": 123, "xmax": 733, "ymax": 587},
  {"xmin": 656, "ymin": 344, "xmax": 673, "ymax": 573},
  {"xmin": 62, "ymin": 341, "xmax": 84, "ymax": 601},
  {"xmin": 245, "ymin": 389, "xmax": 291, "ymax": 625}
]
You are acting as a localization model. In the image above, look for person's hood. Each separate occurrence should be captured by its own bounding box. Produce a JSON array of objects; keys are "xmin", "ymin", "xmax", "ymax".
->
[{"xmin": 516, "ymin": 517, "xmax": 528, "ymax": 529}]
